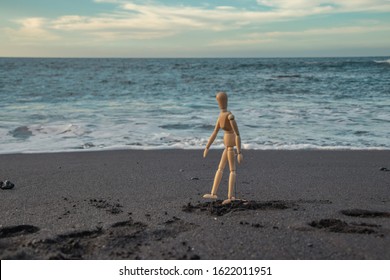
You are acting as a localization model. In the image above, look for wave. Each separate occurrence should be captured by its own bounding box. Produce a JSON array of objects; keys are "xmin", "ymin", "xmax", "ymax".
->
[
  {"xmin": 374, "ymin": 59, "xmax": 390, "ymax": 64},
  {"xmin": 273, "ymin": 74, "xmax": 302, "ymax": 79},
  {"xmin": 2, "ymin": 142, "xmax": 389, "ymax": 155},
  {"xmin": 9, "ymin": 124, "xmax": 86, "ymax": 139}
]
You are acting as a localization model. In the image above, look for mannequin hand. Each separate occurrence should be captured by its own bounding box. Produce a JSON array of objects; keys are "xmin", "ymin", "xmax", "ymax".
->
[
  {"xmin": 203, "ymin": 148, "xmax": 209, "ymax": 158},
  {"xmin": 237, "ymin": 153, "xmax": 243, "ymax": 164}
]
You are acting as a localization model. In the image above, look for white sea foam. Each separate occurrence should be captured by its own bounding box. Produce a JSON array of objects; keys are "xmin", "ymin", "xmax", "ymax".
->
[
  {"xmin": 374, "ymin": 59, "xmax": 390, "ymax": 64},
  {"xmin": 27, "ymin": 124, "xmax": 86, "ymax": 136}
]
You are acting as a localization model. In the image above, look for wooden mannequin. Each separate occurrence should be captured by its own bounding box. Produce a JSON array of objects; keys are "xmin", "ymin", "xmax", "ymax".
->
[{"xmin": 203, "ymin": 92, "xmax": 243, "ymax": 204}]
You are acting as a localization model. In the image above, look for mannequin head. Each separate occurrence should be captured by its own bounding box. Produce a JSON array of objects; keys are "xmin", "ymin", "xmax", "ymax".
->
[{"xmin": 216, "ymin": 92, "xmax": 228, "ymax": 110}]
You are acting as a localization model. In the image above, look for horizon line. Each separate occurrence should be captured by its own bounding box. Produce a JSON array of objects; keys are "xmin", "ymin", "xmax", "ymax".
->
[{"xmin": 1, "ymin": 55, "xmax": 389, "ymax": 60}]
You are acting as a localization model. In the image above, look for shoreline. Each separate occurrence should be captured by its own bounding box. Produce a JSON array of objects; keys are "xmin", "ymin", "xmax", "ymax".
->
[
  {"xmin": 1, "ymin": 146, "xmax": 390, "ymax": 156},
  {"xmin": 1, "ymin": 149, "xmax": 389, "ymax": 259}
]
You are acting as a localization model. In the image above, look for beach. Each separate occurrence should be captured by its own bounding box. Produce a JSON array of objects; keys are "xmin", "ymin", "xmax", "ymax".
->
[{"xmin": 0, "ymin": 149, "xmax": 389, "ymax": 259}]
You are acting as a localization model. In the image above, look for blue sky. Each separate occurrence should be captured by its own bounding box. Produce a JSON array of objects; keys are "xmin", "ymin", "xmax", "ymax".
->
[{"xmin": 1, "ymin": 0, "xmax": 390, "ymax": 57}]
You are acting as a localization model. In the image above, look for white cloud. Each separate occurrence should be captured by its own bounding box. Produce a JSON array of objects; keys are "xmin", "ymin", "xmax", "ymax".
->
[
  {"xmin": 3, "ymin": 17, "xmax": 59, "ymax": 43},
  {"xmin": 209, "ymin": 37, "xmax": 275, "ymax": 47},
  {"xmin": 210, "ymin": 25, "xmax": 390, "ymax": 47},
  {"xmin": 3, "ymin": 0, "xmax": 390, "ymax": 45},
  {"xmin": 257, "ymin": 0, "xmax": 390, "ymax": 11}
]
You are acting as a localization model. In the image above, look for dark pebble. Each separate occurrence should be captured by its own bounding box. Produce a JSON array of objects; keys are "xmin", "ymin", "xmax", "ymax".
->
[
  {"xmin": 190, "ymin": 177, "xmax": 199, "ymax": 180},
  {"xmin": 190, "ymin": 254, "xmax": 201, "ymax": 260},
  {"xmin": 251, "ymin": 223, "xmax": 262, "ymax": 228},
  {"xmin": 0, "ymin": 180, "xmax": 15, "ymax": 190}
]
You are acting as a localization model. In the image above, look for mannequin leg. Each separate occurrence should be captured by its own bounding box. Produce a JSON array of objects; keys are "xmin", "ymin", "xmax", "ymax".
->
[
  {"xmin": 223, "ymin": 147, "xmax": 236, "ymax": 204},
  {"xmin": 203, "ymin": 148, "xmax": 227, "ymax": 199}
]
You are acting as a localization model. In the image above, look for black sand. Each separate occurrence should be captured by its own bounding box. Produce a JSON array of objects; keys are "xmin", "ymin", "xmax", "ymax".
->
[{"xmin": 0, "ymin": 150, "xmax": 389, "ymax": 259}]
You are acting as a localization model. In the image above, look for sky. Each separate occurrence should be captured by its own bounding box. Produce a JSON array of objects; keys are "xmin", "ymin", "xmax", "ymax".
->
[{"xmin": 1, "ymin": 0, "xmax": 390, "ymax": 57}]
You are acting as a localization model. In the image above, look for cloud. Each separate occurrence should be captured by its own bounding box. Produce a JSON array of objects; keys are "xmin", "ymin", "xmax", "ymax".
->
[
  {"xmin": 91, "ymin": 1, "xmax": 390, "ymax": 34},
  {"xmin": 210, "ymin": 25, "xmax": 390, "ymax": 47},
  {"xmin": 3, "ymin": 17, "xmax": 59, "ymax": 43},
  {"xmin": 47, "ymin": 2, "xmax": 248, "ymax": 35},
  {"xmin": 256, "ymin": 0, "xmax": 390, "ymax": 11},
  {"xmin": 3, "ymin": 0, "xmax": 390, "ymax": 45},
  {"xmin": 209, "ymin": 38, "xmax": 275, "ymax": 47}
]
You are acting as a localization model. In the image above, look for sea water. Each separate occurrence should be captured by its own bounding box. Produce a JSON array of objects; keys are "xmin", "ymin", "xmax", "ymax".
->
[{"xmin": 0, "ymin": 57, "xmax": 389, "ymax": 154}]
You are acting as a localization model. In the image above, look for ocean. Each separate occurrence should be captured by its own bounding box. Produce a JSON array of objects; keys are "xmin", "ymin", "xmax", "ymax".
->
[{"xmin": 0, "ymin": 57, "xmax": 389, "ymax": 154}]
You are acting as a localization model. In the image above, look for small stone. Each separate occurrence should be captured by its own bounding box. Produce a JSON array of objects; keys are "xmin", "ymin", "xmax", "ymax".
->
[
  {"xmin": 190, "ymin": 254, "xmax": 200, "ymax": 260},
  {"xmin": 190, "ymin": 177, "xmax": 199, "ymax": 180},
  {"xmin": 380, "ymin": 167, "xmax": 389, "ymax": 171},
  {"xmin": 307, "ymin": 243, "xmax": 314, "ymax": 247},
  {"xmin": 179, "ymin": 169, "xmax": 184, "ymax": 172},
  {"xmin": 0, "ymin": 180, "xmax": 15, "ymax": 190}
]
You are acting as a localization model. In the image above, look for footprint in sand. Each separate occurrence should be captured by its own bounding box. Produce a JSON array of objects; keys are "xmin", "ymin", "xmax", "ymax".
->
[
  {"xmin": 340, "ymin": 209, "xmax": 390, "ymax": 218},
  {"xmin": 0, "ymin": 225, "xmax": 40, "ymax": 238}
]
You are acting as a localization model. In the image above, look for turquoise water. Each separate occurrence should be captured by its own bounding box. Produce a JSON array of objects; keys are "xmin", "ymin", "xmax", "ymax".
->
[{"xmin": 0, "ymin": 57, "xmax": 389, "ymax": 153}]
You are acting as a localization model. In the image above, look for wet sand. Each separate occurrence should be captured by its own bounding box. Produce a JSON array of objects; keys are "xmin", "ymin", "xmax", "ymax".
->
[{"xmin": 0, "ymin": 150, "xmax": 389, "ymax": 259}]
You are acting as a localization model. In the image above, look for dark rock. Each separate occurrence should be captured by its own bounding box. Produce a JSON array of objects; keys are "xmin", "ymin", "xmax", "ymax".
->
[
  {"xmin": 190, "ymin": 254, "xmax": 201, "ymax": 260},
  {"xmin": 9, "ymin": 126, "xmax": 33, "ymax": 139},
  {"xmin": 251, "ymin": 223, "xmax": 263, "ymax": 228},
  {"xmin": 0, "ymin": 180, "xmax": 15, "ymax": 190}
]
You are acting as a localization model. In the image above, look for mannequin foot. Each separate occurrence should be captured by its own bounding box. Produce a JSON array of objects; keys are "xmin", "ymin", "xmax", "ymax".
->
[
  {"xmin": 222, "ymin": 197, "xmax": 236, "ymax": 205},
  {"xmin": 203, "ymin": 194, "xmax": 218, "ymax": 199}
]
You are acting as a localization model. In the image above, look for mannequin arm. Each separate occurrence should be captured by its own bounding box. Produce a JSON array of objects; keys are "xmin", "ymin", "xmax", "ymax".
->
[
  {"xmin": 204, "ymin": 120, "xmax": 220, "ymax": 157},
  {"xmin": 229, "ymin": 114, "xmax": 243, "ymax": 163}
]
